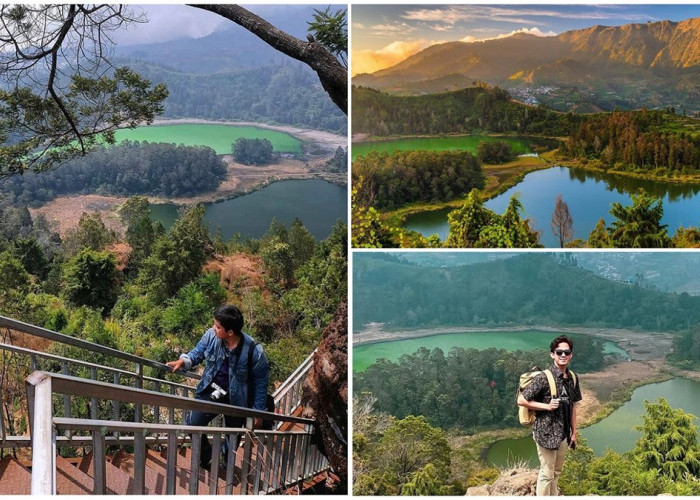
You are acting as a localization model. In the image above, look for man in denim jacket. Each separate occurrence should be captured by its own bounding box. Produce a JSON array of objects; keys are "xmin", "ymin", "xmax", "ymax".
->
[{"xmin": 167, "ymin": 304, "xmax": 269, "ymax": 468}]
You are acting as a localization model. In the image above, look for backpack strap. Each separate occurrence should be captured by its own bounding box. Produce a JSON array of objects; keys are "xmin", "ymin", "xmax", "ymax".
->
[
  {"xmin": 247, "ymin": 341, "xmax": 256, "ymax": 407},
  {"xmin": 544, "ymin": 369, "xmax": 557, "ymax": 399},
  {"xmin": 569, "ymin": 370, "xmax": 577, "ymax": 388}
]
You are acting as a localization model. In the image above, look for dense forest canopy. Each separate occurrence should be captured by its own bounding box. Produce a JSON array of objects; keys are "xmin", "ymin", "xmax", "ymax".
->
[
  {"xmin": 353, "ymin": 253, "xmax": 700, "ymax": 331},
  {"xmin": 352, "ymin": 150, "xmax": 484, "ymax": 210},
  {"xmin": 0, "ymin": 141, "xmax": 227, "ymax": 206},
  {"xmin": 355, "ymin": 340, "xmax": 606, "ymax": 430}
]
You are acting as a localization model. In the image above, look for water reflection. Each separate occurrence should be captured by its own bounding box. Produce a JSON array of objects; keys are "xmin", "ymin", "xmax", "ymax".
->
[{"xmin": 404, "ymin": 166, "xmax": 700, "ymax": 247}]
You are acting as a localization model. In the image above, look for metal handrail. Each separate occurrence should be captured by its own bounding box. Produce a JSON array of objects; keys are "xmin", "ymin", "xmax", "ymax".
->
[
  {"xmin": 0, "ymin": 315, "xmax": 201, "ymax": 379},
  {"xmin": 26, "ymin": 371, "xmax": 327, "ymax": 495},
  {"xmin": 272, "ymin": 349, "xmax": 315, "ymax": 399},
  {"xmin": 26, "ymin": 371, "xmax": 314, "ymax": 427},
  {"xmin": 0, "ymin": 342, "xmax": 194, "ymax": 393}
]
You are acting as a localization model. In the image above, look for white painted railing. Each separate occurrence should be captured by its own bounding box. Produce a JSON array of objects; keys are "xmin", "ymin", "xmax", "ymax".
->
[{"xmin": 26, "ymin": 371, "xmax": 328, "ymax": 495}]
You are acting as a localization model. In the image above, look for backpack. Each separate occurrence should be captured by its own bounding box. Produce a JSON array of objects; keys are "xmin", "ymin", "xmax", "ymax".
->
[
  {"xmin": 517, "ymin": 367, "xmax": 577, "ymax": 425},
  {"xmin": 247, "ymin": 341, "xmax": 276, "ymax": 430}
]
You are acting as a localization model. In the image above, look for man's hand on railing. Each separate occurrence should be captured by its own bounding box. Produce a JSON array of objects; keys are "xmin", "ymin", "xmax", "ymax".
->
[{"xmin": 165, "ymin": 359, "xmax": 185, "ymax": 372}]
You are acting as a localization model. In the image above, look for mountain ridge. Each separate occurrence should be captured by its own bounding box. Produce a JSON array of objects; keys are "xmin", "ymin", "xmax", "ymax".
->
[{"xmin": 355, "ymin": 16, "xmax": 700, "ymax": 112}]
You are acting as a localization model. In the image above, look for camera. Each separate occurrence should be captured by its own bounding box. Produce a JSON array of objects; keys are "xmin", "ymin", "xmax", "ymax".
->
[{"xmin": 209, "ymin": 382, "xmax": 227, "ymax": 402}]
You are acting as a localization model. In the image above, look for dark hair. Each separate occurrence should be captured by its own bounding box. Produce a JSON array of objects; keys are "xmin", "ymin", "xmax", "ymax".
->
[
  {"xmin": 550, "ymin": 335, "xmax": 573, "ymax": 353},
  {"xmin": 214, "ymin": 304, "xmax": 244, "ymax": 335}
]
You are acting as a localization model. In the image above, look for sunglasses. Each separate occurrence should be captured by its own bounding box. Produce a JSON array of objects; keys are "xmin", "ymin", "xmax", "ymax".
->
[{"xmin": 554, "ymin": 349, "xmax": 572, "ymax": 356}]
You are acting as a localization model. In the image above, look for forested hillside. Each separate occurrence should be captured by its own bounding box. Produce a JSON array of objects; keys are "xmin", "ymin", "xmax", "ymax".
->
[
  {"xmin": 353, "ymin": 253, "xmax": 700, "ymax": 330},
  {"xmin": 0, "ymin": 197, "xmax": 347, "ymax": 385},
  {"xmin": 128, "ymin": 61, "xmax": 346, "ymax": 134},
  {"xmin": 352, "ymin": 85, "xmax": 570, "ymax": 136}
]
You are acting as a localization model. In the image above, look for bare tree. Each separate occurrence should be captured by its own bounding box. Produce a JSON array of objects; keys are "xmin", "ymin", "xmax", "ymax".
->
[
  {"xmin": 551, "ymin": 194, "xmax": 574, "ymax": 247},
  {"xmin": 0, "ymin": 4, "xmax": 347, "ymax": 176},
  {"xmin": 191, "ymin": 5, "xmax": 347, "ymax": 114},
  {"xmin": 0, "ymin": 5, "xmax": 168, "ymax": 175}
]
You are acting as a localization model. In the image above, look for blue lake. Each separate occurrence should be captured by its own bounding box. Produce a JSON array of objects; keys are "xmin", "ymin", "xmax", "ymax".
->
[
  {"xmin": 150, "ymin": 179, "xmax": 347, "ymax": 240},
  {"xmin": 404, "ymin": 166, "xmax": 700, "ymax": 247}
]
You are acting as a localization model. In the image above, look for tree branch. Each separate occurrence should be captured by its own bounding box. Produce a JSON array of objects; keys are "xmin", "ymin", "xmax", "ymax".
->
[{"xmin": 190, "ymin": 4, "xmax": 347, "ymax": 114}]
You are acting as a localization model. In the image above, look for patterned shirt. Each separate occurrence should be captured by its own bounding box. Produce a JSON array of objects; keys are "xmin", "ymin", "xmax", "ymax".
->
[{"xmin": 521, "ymin": 363, "xmax": 582, "ymax": 449}]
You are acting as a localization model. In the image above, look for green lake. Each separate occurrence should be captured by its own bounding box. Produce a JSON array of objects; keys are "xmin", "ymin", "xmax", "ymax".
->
[
  {"xmin": 404, "ymin": 166, "xmax": 700, "ymax": 247},
  {"xmin": 115, "ymin": 123, "xmax": 303, "ymax": 155},
  {"xmin": 486, "ymin": 377, "xmax": 700, "ymax": 468},
  {"xmin": 351, "ymin": 135, "xmax": 532, "ymax": 161},
  {"xmin": 150, "ymin": 179, "xmax": 346, "ymax": 240},
  {"xmin": 353, "ymin": 330, "xmax": 629, "ymax": 372}
]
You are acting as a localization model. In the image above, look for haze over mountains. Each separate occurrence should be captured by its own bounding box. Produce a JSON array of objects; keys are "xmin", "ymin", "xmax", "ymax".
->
[
  {"xmin": 354, "ymin": 17, "xmax": 700, "ymax": 113},
  {"xmin": 112, "ymin": 6, "xmax": 347, "ymax": 133}
]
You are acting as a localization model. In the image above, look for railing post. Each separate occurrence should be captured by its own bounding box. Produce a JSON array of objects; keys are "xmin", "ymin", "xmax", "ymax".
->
[
  {"xmin": 26, "ymin": 372, "xmax": 56, "ymax": 495},
  {"xmin": 135, "ymin": 364, "xmax": 143, "ymax": 423},
  {"xmin": 92, "ymin": 429, "xmax": 106, "ymax": 494},
  {"xmin": 166, "ymin": 432, "xmax": 178, "ymax": 495},
  {"xmin": 240, "ymin": 418, "xmax": 255, "ymax": 494}
]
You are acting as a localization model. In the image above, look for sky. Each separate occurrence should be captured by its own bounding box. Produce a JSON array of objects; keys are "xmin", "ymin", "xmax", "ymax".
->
[
  {"xmin": 110, "ymin": 4, "xmax": 319, "ymax": 46},
  {"xmin": 351, "ymin": 4, "xmax": 700, "ymax": 75}
]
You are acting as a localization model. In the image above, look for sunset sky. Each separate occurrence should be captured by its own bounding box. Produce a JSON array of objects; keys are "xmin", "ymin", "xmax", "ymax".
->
[{"xmin": 352, "ymin": 4, "xmax": 700, "ymax": 75}]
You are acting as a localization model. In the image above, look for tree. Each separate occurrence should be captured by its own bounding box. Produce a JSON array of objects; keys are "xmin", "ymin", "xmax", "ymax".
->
[
  {"xmin": 62, "ymin": 212, "xmax": 116, "ymax": 257},
  {"xmin": 193, "ymin": 4, "xmax": 347, "ymax": 114},
  {"xmin": 477, "ymin": 141, "xmax": 516, "ymax": 164},
  {"xmin": 306, "ymin": 7, "xmax": 347, "ymax": 68},
  {"xmin": 609, "ymin": 191, "xmax": 670, "ymax": 248},
  {"xmin": 587, "ymin": 219, "xmax": 614, "ymax": 248},
  {"xmin": 551, "ymin": 194, "xmax": 574, "ymax": 248},
  {"xmin": 633, "ymin": 398, "xmax": 700, "ymax": 480},
  {"xmin": 232, "ymin": 137, "xmax": 274, "ymax": 165},
  {"xmin": 62, "ymin": 249, "xmax": 119, "ymax": 314},
  {"xmin": 0, "ymin": 5, "xmax": 168, "ymax": 175},
  {"xmin": 137, "ymin": 204, "xmax": 211, "ymax": 304},
  {"xmin": 372, "ymin": 415, "xmax": 451, "ymax": 494}
]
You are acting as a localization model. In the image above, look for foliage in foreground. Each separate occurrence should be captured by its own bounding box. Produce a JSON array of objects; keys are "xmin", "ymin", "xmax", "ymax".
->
[{"xmin": 561, "ymin": 398, "xmax": 700, "ymax": 495}]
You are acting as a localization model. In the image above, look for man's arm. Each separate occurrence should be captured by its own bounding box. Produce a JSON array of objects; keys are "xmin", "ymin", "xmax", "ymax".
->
[
  {"xmin": 571, "ymin": 402, "xmax": 579, "ymax": 445},
  {"xmin": 166, "ymin": 329, "xmax": 212, "ymax": 372},
  {"xmin": 517, "ymin": 393, "xmax": 560, "ymax": 411}
]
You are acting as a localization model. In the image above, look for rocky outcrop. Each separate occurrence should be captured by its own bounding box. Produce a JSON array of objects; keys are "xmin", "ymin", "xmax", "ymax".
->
[
  {"xmin": 466, "ymin": 467, "xmax": 538, "ymax": 496},
  {"xmin": 300, "ymin": 300, "xmax": 348, "ymax": 493}
]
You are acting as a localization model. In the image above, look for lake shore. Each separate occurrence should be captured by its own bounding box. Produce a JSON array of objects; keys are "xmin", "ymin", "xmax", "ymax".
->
[
  {"xmin": 28, "ymin": 120, "xmax": 346, "ymax": 235},
  {"xmin": 353, "ymin": 324, "xmax": 674, "ymax": 362}
]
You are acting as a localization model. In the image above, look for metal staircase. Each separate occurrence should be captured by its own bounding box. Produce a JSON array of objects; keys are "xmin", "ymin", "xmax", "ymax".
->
[{"xmin": 0, "ymin": 316, "xmax": 328, "ymax": 495}]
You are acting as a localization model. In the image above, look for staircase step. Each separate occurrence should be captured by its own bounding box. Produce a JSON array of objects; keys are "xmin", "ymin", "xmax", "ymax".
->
[
  {"xmin": 0, "ymin": 456, "xmax": 32, "ymax": 494},
  {"xmin": 176, "ymin": 446, "xmax": 233, "ymax": 494},
  {"xmin": 112, "ymin": 449, "xmax": 189, "ymax": 495},
  {"xmin": 56, "ymin": 455, "xmax": 110, "ymax": 494},
  {"xmin": 79, "ymin": 451, "xmax": 152, "ymax": 495}
]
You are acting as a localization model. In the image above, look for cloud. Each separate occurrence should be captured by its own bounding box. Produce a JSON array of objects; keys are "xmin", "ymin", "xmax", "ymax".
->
[
  {"xmin": 459, "ymin": 26, "xmax": 556, "ymax": 43},
  {"xmin": 352, "ymin": 39, "xmax": 431, "ymax": 76},
  {"xmin": 113, "ymin": 5, "xmax": 227, "ymax": 46},
  {"xmin": 399, "ymin": 5, "xmax": 657, "ymax": 30}
]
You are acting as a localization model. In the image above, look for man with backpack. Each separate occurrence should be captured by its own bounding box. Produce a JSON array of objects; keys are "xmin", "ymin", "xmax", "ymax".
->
[
  {"xmin": 517, "ymin": 335, "xmax": 582, "ymax": 496},
  {"xmin": 166, "ymin": 304, "xmax": 270, "ymax": 468}
]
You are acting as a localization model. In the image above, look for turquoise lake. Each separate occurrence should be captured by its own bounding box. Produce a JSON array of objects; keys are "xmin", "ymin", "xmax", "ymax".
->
[{"xmin": 486, "ymin": 377, "xmax": 700, "ymax": 467}]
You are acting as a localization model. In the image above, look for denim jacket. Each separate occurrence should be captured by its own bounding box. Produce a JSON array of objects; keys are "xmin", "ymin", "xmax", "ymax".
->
[{"xmin": 179, "ymin": 328, "xmax": 270, "ymax": 411}]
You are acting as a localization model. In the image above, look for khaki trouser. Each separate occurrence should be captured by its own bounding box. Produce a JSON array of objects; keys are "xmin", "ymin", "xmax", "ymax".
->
[{"xmin": 535, "ymin": 440, "xmax": 568, "ymax": 496}]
